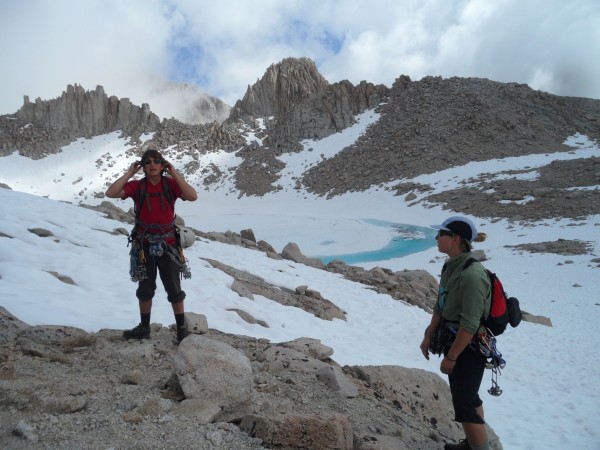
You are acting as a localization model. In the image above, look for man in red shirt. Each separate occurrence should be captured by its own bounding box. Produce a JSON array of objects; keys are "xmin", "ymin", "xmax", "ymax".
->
[{"xmin": 106, "ymin": 145, "xmax": 198, "ymax": 342}]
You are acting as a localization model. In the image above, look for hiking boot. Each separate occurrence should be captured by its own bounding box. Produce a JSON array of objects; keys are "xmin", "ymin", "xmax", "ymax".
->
[
  {"xmin": 123, "ymin": 323, "xmax": 150, "ymax": 340},
  {"xmin": 176, "ymin": 326, "xmax": 189, "ymax": 343},
  {"xmin": 444, "ymin": 439, "xmax": 472, "ymax": 450}
]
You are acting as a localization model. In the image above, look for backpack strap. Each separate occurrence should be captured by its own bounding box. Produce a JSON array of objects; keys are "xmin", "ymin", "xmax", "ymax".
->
[
  {"xmin": 134, "ymin": 177, "xmax": 175, "ymax": 220},
  {"xmin": 134, "ymin": 178, "xmax": 148, "ymax": 221},
  {"xmin": 162, "ymin": 177, "xmax": 174, "ymax": 210},
  {"xmin": 463, "ymin": 257, "xmax": 478, "ymax": 270}
]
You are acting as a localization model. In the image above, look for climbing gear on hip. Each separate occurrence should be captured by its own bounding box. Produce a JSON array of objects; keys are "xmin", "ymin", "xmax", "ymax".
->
[
  {"xmin": 178, "ymin": 245, "xmax": 192, "ymax": 280},
  {"xmin": 440, "ymin": 325, "xmax": 506, "ymax": 397},
  {"xmin": 147, "ymin": 234, "xmax": 165, "ymax": 257},
  {"xmin": 129, "ymin": 241, "xmax": 147, "ymax": 282},
  {"xmin": 472, "ymin": 327, "xmax": 506, "ymax": 396},
  {"xmin": 428, "ymin": 319, "xmax": 456, "ymax": 356}
]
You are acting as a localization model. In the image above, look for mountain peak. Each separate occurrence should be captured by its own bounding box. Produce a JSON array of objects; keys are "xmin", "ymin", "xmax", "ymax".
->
[{"xmin": 235, "ymin": 57, "xmax": 330, "ymax": 117}]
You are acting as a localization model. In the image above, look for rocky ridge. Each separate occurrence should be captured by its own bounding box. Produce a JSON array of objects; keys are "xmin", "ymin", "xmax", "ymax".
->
[
  {"xmin": 0, "ymin": 85, "xmax": 161, "ymax": 159},
  {"xmin": 2, "ymin": 58, "xmax": 598, "ymax": 221},
  {"xmin": 0, "ymin": 83, "xmax": 231, "ymax": 160},
  {"xmin": 303, "ymin": 75, "xmax": 600, "ymax": 193},
  {"xmin": 300, "ymin": 75, "xmax": 600, "ymax": 217}
]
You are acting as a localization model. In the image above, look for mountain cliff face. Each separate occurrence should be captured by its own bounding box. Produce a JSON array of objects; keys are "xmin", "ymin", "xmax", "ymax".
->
[
  {"xmin": 236, "ymin": 57, "xmax": 331, "ymax": 118},
  {"xmin": 232, "ymin": 57, "xmax": 389, "ymax": 151},
  {"xmin": 0, "ymin": 84, "xmax": 160, "ymax": 158},
  {"xmin": 16, "ymin": 84, "xmax": 158, "ymax": 135}
]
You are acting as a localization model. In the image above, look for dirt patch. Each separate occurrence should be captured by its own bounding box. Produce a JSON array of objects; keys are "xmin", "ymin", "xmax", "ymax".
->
[{"xmin": 505, "ymin": 239, "xmax": 594, "ymax": 255}]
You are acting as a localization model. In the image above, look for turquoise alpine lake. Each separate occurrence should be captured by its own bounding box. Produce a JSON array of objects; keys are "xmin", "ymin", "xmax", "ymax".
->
[{"xmin": 317, "ymin": 219, "xmax": 437, "ymax": 265}]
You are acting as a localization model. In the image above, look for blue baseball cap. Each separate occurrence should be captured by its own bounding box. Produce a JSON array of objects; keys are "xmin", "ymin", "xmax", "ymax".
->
[{"xmin": 431, "ymin": 216, "xmax": 478, "ymax": 243}]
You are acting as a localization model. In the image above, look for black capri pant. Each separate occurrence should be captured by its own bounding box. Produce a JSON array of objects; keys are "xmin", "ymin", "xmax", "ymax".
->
[
  {"xmin": 136, "ymin": 244, "xmax": 185, "ymax": 303},
  {"xmin": 447, "ymin": 346, "xmax": 486, "ymax": 424}
]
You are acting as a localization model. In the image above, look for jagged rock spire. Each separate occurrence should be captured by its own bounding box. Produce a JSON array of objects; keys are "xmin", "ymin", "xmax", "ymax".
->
[
  {"xmin": 231, "ymin": 57, "xmax": 389, "ymax": 153},
  {"xmin": 235, "ymin": 57, "xmax": 330, "ymax": 117},
  {"xmin": 16, "ymin": 84, "xmax": 160, "ymax": 137}
]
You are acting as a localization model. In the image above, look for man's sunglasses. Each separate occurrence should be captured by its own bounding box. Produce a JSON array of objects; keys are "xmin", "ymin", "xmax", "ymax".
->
[
  {"xmin": 143, "ymin": 158, "xmax": 163, "ymax": 165},
  {"xmin": 437, "ymin": 230, "xmax": 454, "ymax": 237}
]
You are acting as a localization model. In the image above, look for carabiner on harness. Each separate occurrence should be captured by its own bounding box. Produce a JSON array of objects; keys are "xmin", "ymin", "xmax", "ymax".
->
[
  {"xmin": 129, "ymin": 242, "xmax": 147, "ymax": 282},
  {"xmin": 473, "ymin": 328, "xmax": 506, "ymax": 396}
]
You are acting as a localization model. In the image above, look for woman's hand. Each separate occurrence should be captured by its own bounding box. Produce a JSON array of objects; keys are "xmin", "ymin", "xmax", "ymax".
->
[
  {"xmin": 163, "ymin": 160, "xmax": 174, "ymax": 175},
  {"xmin": 440, "ymin": 356, "xmax": 456, "ymax": 375},
  {"xmin": 127, "ymin": 161, "xmax": 142, "ymax": 176},
  {"xmin": 420, "ymin": 337, "xmax": 431, "ymax": 360}
]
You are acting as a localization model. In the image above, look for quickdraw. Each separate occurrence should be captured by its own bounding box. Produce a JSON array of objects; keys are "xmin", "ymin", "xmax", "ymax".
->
[
  {"xmin": 472, "ymin": 328, "xmax": 506, "ymax": 396},
  {"xmin": 179, "ymin": 247, "xmax": 191, "ymax": 280}
]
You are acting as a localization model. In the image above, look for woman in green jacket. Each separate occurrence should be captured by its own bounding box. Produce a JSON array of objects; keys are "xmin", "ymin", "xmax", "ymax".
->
[{"xmin": 420, "ymin": 216, "xmax": 492, "ymax": 450}]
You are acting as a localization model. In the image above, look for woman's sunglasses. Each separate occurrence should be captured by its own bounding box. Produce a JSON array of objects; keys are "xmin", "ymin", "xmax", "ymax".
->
[
  {"xmin": 143, "ymin": 158, "xmax": 163, "ymax": 165},
  {"xmin": 437, "ymin": 230, "xmax": 455, "ymax": 238}
]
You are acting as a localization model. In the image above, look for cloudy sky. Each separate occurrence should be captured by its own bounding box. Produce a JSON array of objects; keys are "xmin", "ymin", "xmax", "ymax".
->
[{"xmin": 1, "ymin": 0, "xmax": 599, "ymax": 119}]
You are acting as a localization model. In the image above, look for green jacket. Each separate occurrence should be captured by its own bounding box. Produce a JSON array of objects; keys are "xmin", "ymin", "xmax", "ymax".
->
[{"xmin": 434, "ymin": 252, "xmax": 491, "ymax": 335}]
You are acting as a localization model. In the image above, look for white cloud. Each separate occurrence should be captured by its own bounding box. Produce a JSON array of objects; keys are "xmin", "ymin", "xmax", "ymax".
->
[{"xmin": 1, "ymin": 0, "xmax": 598, "ymax": 118}]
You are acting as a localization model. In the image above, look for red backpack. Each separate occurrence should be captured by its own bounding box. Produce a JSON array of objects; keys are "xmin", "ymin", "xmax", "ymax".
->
[{"xmin": 463, "ymin": 258, "xmax": 522, "ymax": 336}]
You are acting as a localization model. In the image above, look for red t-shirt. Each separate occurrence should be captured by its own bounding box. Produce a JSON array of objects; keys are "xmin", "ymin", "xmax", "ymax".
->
[{"xmin": 123, "ymin": 177, "xmax": 183, "ymax": 244}]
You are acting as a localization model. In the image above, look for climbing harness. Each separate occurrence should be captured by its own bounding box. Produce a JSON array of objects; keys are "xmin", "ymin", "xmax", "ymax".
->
[{"xmin": 128, "ymin": 224, "xmax": 191, "ymax": 282}]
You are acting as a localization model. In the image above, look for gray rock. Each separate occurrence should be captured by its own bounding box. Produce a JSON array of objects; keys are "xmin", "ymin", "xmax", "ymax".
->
[
  {"xmin": 522, "ymin": 312, "xmax": 553, "ymax": 327},
  {"xmin": 281, "ymin": 242, "xmax": 326, "ymax": 269},
  {"xmin": 120, "ymin": 369, "xmax": 143, "ymax": 385},
  {"xmin": 240, "ymin": 228, "xmax": 257, "ymax": 243},
  {"xmin": 28, "ymin": 228, "xmax": 54, "ymax": 238},
  {"xmin": 204, "ymin": 257, "xmax": 345, "ymax": 321},
  {"xmin": 316, "ymin": 365, "xmax": 359, "ymax": 398},
  {"xmin": 172, "ymin": 335, "xmax": 253, "ymax": 423},
  {"xmin": 239, "ymin": 413, "xmax": 354, "ymax": 450},
  {"xmin": 262, "ymin": 346, "xmax": 327, "ymax": 374},
  {"xmin": 279, "ymin": 337, "xmax": 334, "ymax": 361},
  {"xmin": 184, "ymin": 312, "xmax": 209, "ymax": 334},
  {"xmin": 231, "ymin": 279, "xmax": 255, "ymax": 300},
  {"xmin": 13, "ymin": 420, "xmax": 38, "ymax": 443},
  {"xmin": 227, "ymin": 308, "xmax": 269, "ymax": 328},
  {"xmin": 113, "ymin": 342, "xmax": 156, "ymax": 364}
]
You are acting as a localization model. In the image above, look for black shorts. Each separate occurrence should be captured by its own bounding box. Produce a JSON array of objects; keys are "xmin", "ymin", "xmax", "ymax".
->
[
  {"xmin": 447, "ymin": 346, "xmax": 486, "ymax": 424},
  {"xmin": 136, "ymin": 244, "xmax": 185, "ymax": 303}
]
